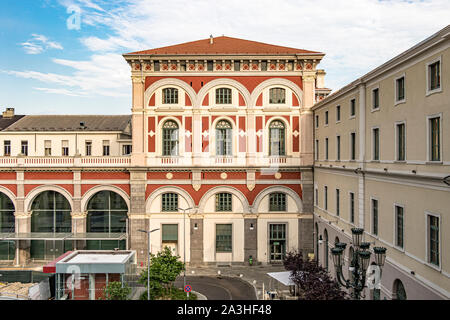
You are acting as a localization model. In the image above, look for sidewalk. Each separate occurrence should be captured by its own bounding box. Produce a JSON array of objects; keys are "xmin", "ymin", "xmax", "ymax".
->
[{"xmin": 185, "ymin": 264, "xmax": 290, "ymax": 300}]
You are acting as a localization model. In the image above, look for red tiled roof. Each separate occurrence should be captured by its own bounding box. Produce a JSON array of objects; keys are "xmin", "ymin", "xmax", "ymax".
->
[{"xmin": 126, "ymin": 36, "xmax": 322, "ymax": 55}]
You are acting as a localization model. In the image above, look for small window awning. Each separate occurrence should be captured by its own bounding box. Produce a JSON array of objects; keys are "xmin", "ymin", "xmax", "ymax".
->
[{"xmin": 0, "ymin": 233, "xmax": 127, "ymax": 241}]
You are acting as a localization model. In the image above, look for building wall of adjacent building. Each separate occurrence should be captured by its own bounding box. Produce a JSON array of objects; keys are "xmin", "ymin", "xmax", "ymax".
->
[{"xmin": 313, "ymin": 27, "xmax": 450, "ymax": 300}]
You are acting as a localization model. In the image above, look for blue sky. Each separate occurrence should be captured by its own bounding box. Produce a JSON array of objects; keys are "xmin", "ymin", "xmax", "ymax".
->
[{"xmin": 0, "ymin": 0, "xmax": 449, "ymax": 115}]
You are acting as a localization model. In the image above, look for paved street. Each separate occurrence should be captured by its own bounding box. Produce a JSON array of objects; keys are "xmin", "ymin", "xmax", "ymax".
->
[{"xmin": 174, "ymin": 275, "xmax": 256, "ymax": 300}]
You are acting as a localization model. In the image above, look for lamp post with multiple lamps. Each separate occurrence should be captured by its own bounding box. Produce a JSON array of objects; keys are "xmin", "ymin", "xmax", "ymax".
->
[
  {"xmin": 330, "ymin": 228, "xmax": 387, "ymax": 300},
  {"xmin": 138, "ymin": 228, "xmax": 160, "ymax": 300},
  {"xmin": 178, "ymin": 207, "xmax": 193, "ymax": 294}
]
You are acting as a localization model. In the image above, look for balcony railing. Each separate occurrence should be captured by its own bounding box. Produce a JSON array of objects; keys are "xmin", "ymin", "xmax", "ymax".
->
[{"xmin": 0, "ymin": 156, "xmax": 131, "ymax": 168}]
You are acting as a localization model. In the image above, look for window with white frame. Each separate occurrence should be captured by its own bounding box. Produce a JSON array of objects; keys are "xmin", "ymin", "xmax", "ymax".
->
[
  {"xmin": 162, "ymin": 193, "xmax": 178, "ymax": 212},
  {"xmin": 395, "ymin": 76, "xmax": 405, "ymax": 102},
  {"xmin": 61, "ymin": 140, "xmax": 69, "ymax": 156},
  {"xmin": 122, "ymin": 144, "xmax": 132, "ymax": 155},
  {"xmin": 85, "ymin": 141, "xmax": 92, "ymax": 156},
  {"xmin": 269, "ymin": 193, "xmax": 286, "ymax": 211},
  {"xmin": 216, "ymin": 193, "xmax": 232, "ymax": 212},
  {"xmin": 427, "ymin": 59, "xmax": 441, "ymax": 93},
  {"xmin": 395, "ymin": 205, "xmax": 404, "ymax": 249},
  {"xmin": 372, "ymin": 128, "xmax": 380, "ymax": 161},
  {"xmin": 3, "ymin": 140, "xmax": 10, "ymax": 156},
  {"xmin": 336, "ymin": 135, "xmax": 341, "ymax": 161},
  {"xmin": 427, "ymin": 213, "xmax": 439, "ymax": 266},
  {"xmin": 44, "ymin": 140, "xmax": 52, "ymax": 156},
  {"xmin": 269, "ymin": 88, "xmax": 286, "ymax": 104},
  {"xmin": 21, "ymin": 141, "xmax": 28, "ymax": 156},
  {"xmin": 396, "ymin": 123, "xmax": 406, "ymax": 161},
  {"xmin": 372, "ymin": 88, "xmax": 379, "ymax": 110},
  {"xmin": 162, "ymin": 88, "xmax": 178, "ymax": 104},
  {"xmin": 216, "ymin": 120, "xmax": 232, "ymax": 156},
  {"xmin": 349, "ymin": 192, "xmax": 355, "ymax": 224},
  {"xmin": 372, "ymin": 199, "xmax": 378, "ymax": 236},
  {"xmin": 162, "ymin": 120, "xmax": 179, "ymax": 156},
  {"xmin": 102, "ymin": 140, "xmax": 110, "ymax": 156},
  {"xmin": 269, "ymin": 120, "xmax": 286, "ymax": 156},
  {"xmin": 216, "ymin": 88, "xmax": 232, "ymax": 104},
  {"xmin": 429, "ymin": 116, "xmax": 441, "ymax": 161}
]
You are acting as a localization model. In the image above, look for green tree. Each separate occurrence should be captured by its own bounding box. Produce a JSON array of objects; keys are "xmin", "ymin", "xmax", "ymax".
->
[
  {"xmin": 102, "ymin": 281, "xmax": 131, "ymax": 300},
  {"xmin": 139, "ymin": 246, "xmax": 185, "ymax": 299}
]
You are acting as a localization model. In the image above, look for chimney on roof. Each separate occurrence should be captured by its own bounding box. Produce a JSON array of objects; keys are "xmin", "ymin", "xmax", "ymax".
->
[
  {"xmin": 210, "ymin": 35, "xmax": 213, "ymax": 44},
  {"xmin": 2, "ymin": 108, "xmax": 15, "ymax": 118}
]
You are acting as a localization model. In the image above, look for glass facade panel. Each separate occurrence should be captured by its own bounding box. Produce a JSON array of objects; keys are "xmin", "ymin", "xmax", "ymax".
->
[
  {"xmin": 162, "ymin": 224, "xmax": 178, "ymax": 241},
  {"xmin": 216, "ymin": 224, "xmax": 232, "ymax": 252}
]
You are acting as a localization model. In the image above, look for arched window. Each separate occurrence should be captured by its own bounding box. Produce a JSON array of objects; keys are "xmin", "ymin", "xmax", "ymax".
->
[
  {"xmin": 335, "ymin": 236, "xmax": 340, "ymax": 244},
  {"xmin": 216, "ymin": 88, "xmax": 232, "ymax": 104},
  {"xmin": 269, "ymin": 88, "xmax": 286, "ymax": 104},
  {"xmin": 393, "ymin": 279, "xmax": 407, "ymax": 300},
  {"xmin": 162, "ymin": 120, "xmax": 179, "ymax": 156},
  {"xmin": 162, "ymin": 88, "xmax": 178, "ymax": 104},
  {"xmin": 0, "ymin": 192, "xmax": 15, "ymax": 261},
  {"xmin": 30, "ymin": 191, "xmax": 72, "ymax": 260},
  {"xmin": 216, "ymin": 120, "xmax": 232, "ymax": 156},
  {"xmin": 269, "ymin": 192, "xmax": 286, "ymax": 211},
  {"xmin": 86, "ymin": 191, "xmax": 128, "ymax": 250},
  {"xmin": 269, "ymin": 120, "xmax": 286, "ymax": 156},
  {"xmin": 324, "ymin": 229, "xmax": 329, "ymax": 270}
]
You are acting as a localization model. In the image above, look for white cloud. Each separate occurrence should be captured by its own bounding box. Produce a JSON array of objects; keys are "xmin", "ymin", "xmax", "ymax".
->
[
  {"xmin": 9, "ymin": 0, "xmax": 450, "ymax": 100},
  {"xmin": 20, "ymin": 34, "xmax": 63, "ymax": 55}
]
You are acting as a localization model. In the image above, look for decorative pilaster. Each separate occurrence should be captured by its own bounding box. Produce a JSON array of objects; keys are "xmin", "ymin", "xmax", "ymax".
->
[{"xmin": 131, "ymin": 75, "xmax": 146, "ymax": 166}]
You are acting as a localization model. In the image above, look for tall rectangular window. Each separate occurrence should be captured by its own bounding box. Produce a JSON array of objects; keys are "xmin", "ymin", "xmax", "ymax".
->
[
  {"xmin": 234, "ymin": 61, "xmax": 240, "ymax": 71},
  {"xmin": 336, "ymin": 136, "xmax": 341, "ymax": 160},
  {"xmin": 61, "ymin": 140, "xmax": 69, "ymax": 156},
  {"xmin": 162, "ymin": 193, "xmax": 178, "ymax": 212},
  {"xmin": 429, "ymin": 117, "xmax": 440, "ymax": 161},
  {"xmin": 207, "ymin": 60, "xmax": 213, "ymax": 71},
  {"xmin": 428, "ymin": 215, "xmax": 439, "ymax": 266},
  {"xmin": 315, "ymin": 188, "xmax": 318, "ymax": 206},
  {"xmin": 396, "ymin": 76, "xmax": 405, "ymax": 101},
  {"xmin": 102, "ymin": 140, "xmax": 110, "ymax": 156},
  {"xmin": 324, "ymin": 186, "xmax": 328, "ymax": 210},
  {"xmin": 21, "ymin": 141, "xmax": 28, "ymax": 156},
  {"xmin": 216, "ymin": 88, "xmax": 232, "ymax": 104},
  {"xmin": 315, "ymin": 140, "xmax": 319, "ymax": 160},
  {"xmin": 428, "ymin": 60, "xmax": 440, "ymax": 91},
  {"xmin": 216, "ymin": 193, "xmax": 232, "ymax": 212},
  {"xmin": 336, "ymin": 105, "xmax": 341, "ymax": 122},
  {"xmin": 350, "ymin": 132, "xmax": 356, "ymax": 160},
  {"xmin": 162, "ymin": 88, "xmax": 178, "ymax": 104},
  {"xmin": 373, "ymin": 128, "xmax": 379, "ymax": 161},
  {"xmin": 325, "ymin": 111, "xmax": 329, "ymax": 125},
  {"xmin": 397, "ymin": 123, "xmax": 406, "ymax": 161},
  {"xmin": 350, "ymin": 192, "xmax": 355, "ymax": 223},
  {"xmin": 315, "ymin": 115, "xmax": 319, "ymax": 128},
  {"xmin": 216, "ymin": 224, "xmax": 232, "ymax": 252},
  {"xmin": 395, "ymin": 205, "xmax": 404, "ymax": 249},
  {"xmin": 3, "ymin": 140, "xmax": 11, "ymax": 156},
  {"xmin": 372, "ymin": 199, "xmax": 378, "ymax": 236},
  {"xmin": 336, "ymin": 189, "xmax": 340, "ymax": 216},
  {"xmin": 44, "ymin": 140, "xmax": 52, "ymax": 156},
  {"xmin": 350, "ymin": 99, "xmax": 356, "ymax": 117},
  {"xmin": 372, "ymin": 88, "xmax": 379, "ymax": 109},
  {"xmin": 122, "ymin": 145, "xmax": 132, "ymax": 155},
  {"xmin": 325, "ymin": 138, "xmax": 329, "ymax": 160},
  {"xmin": 85, "ymin": 141, "xmax": 92, "ymax": 156}
]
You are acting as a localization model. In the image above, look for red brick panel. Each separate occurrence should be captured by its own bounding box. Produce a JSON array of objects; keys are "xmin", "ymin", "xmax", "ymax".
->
[
  {"xmin": 1, "ymin": 184, "xmax": 17, "ymax": 196},
  {"xmin": 0, "ymin": 172, "xmax": 17, "ymax": 180},
  {"xmin": 148, "ymin": 93, "xmax": 155, "ymax": 106},
  {"xmin": 185, "ymin": 93, "xmax": 192, "ymax": 106},
  {"xmin": 148, "ymin": 116, "xmax": 156, "ymax": 153},
  {"xmin": 292, "ymin": 93, "xmax": 300, "ymax": 106},
  {"xmin": 25, "ymin": 172, "xmax": 73, "ymax": 180},
  {"xmin": 202, "ymin": 93, "xmax": 209, "ymax": 106},
  {"xmin": 293, "ymin": 116, "xmax": 300, "ymax": 152},
  {"xmin": 202, "ymin": 116, "xmax": 209, "ymax": 152},
  {"xmin": 81, "ymin": 172, "xmax": 129, "ymax": 180}
]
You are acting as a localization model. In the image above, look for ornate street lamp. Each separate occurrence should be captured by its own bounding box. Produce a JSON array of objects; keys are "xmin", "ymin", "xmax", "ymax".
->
[{"xmin": 330, "ymin": 228, "xmax": 387, "ymax": 300}]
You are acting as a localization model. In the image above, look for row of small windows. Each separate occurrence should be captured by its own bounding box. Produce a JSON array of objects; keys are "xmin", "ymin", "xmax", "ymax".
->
[
  {"xmin": 316, "ymin": 188, "xmax": 440, "ymax": 266},
  {"xmin": 161, "ymin": 87, "xmax": 287, "ymax": 105},
  {"xmin": 161, "ymin": 119, "xmax": 287, "ymax": 157},
  {"xmin": 316, "ymin": 60, "xmax": 441, "ymax": 127},
  {"xmin": 160, "ymin": 192, "xmax": 287, "ymax": 212},
  {"xmin": 316, "ymin": 116, "xmax": 441, "ymax": 162},
  {"xmin": 2, "ymin": 140, "xmax": 132, "ymax": 156}
]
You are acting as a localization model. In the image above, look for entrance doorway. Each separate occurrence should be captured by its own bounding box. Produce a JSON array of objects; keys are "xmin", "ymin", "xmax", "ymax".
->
[{"xmin": 269, "ymin": 224, "xmax": 286, "ymax": 262}]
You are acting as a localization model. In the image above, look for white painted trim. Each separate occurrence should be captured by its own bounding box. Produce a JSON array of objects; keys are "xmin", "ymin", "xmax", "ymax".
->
[
  {"xmin": 198, "ymin": 185, "xmax": 250, "ymax": 213},
  {"xmin": 426, "ymin": 113, "xmax": 443, "ymax": 162},
  {"xmin": 394, "ymin": 73, "xmax": 406, "ymax": 105},
  {"xmin": 370, "ymin": 85, "xmax": 380, "ymax": 111},
  {"xmin": 145, "ymin": 185, "xmax": 196, "ymax": 213},
  {"xmin": 250, "ymin": 78, "xmax": 303, "ymax": 108},
  {"xmin": 0, "ymin": 186, "xmax": 17, "ymax": 211},
  {"xmin": 252, "ymin": 185, "xmax": 303, "ymax": 213},
  {"xmin": 424, "ymin": 211, "xmax": 442, "ymax": 271},
  {"xmin": 371, "ymin": 126, "xmax": 380, "ymax": 161},
  {"xmin": 394, "ymin": 120, "xmax": 407, "ymax": 162},
  {"xmin": 369, "ymin": 196, "xmax": 379, "ymax": 237},
  {"xmin": 81, "ymin": 185, "xmax": 130, "ymax": 213},
  {"xmin": 25, "ymin": 185, "xmax": 74, "ymax": 213},
  {"xmin": 393, "ymin": 203, "xmax": 405, "ymax": 252}
]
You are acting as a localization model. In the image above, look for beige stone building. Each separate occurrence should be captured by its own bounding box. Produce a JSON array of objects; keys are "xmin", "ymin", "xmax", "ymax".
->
[{"xmin": 313, "ymin": 25, "xmax": 450, "ymax": 299}]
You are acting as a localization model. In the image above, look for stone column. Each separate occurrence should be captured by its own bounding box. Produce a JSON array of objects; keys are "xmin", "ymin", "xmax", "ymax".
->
[
  {"xmin": 15, "ymin": 170, "xmax": 30, "ymax": 266},
  {"xmin": 244, "ymin": 217, "xmax": 257, "ymax": 265},
  {"xmin": 129, "ymin": 170, "xmax": 147, "ymax": 266},
  {"xmin": 189, "ymin": 216, "xmax": 203, "ymax": 265},
  {"xmin": 131, "ymin": 75, "xmax": 146, "ymax": 167},
  {"xmin": 71, "ymin": 171, "xmax": 85, "ymax": 249}
]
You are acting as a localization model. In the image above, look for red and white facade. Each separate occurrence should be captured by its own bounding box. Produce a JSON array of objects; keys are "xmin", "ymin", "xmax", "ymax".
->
[{"xmin": 0, "ymin": 36, "xmax": 329, "ymax": 267}]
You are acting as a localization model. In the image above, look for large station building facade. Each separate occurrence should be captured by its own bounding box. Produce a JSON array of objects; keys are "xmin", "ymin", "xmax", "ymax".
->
[{"xmin": 0, "ymin": 36, "xmax": 329, "ymax": 267}]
